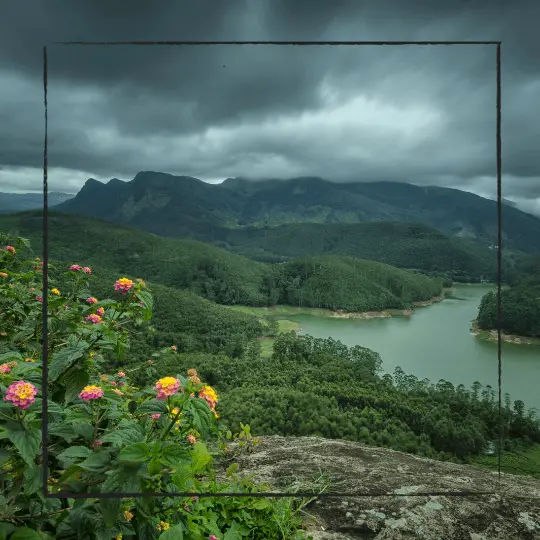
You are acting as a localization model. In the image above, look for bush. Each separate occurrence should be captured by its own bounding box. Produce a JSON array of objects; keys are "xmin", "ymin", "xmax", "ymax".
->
[{"xmin": 0, "ymin": 236, "xmax": 309, "ymax": 539}]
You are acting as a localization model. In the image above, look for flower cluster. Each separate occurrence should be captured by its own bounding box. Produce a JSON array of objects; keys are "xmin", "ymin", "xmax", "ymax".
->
[
  {"xmin": 114, "ymin": 277, "xmax": 134, "ymax": 294},
  {"xmin": 87, "ymin": 296, "xmax": 98, "ymax": 304},
  {"xmin": 0, "ymin": 272, "xmax": 7, "ymax": 278},
  {"xmin": 4, "ymin": 380, "xmax": 38, "ymax": 409},
  {"xmin": 4, "ymin": 245, "xmax": 15, "ymax": 254},
  {"xmin": 79, "ymin": 385, "xmax": 104, "ymax": 401},
  {"xmin": 69, "ymin": 264, "xmax": 91, "ymax": 274},
  {"xmin": 86, "ymin": 313, "xmax": 102, "ymax": 324},
  {"xmin": 157, "ymin": 522, "xmax": 170, "ymax": 532},
  {"xmin": 51, "ymin": 288, "xmax": 61, "ymax": 295},
  {"xmin": 0, "ymin": 362, "xmax": 16, "ymax": 374},
  {"xmin": 154, "ymin": 376, "xmax": 181, "ymax": 400},
  {"xmin": 198, "ymin": 385, "xmax": 219, "ymax": 417},
  {"xmin": 187, "ymin": 368, "xmax": 201, "ymax": 384}
]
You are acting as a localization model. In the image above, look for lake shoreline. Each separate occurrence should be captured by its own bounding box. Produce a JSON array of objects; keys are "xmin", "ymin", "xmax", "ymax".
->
[{"xmin": 470, "ymin": 320, "xmax": 540, "ymax": 346}]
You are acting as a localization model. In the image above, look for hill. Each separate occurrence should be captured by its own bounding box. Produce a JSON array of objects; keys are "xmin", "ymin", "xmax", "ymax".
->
[
  {"xmin": 0, "ymin": 191, "xmax": 72, "ymax": 213},
  {"xmin": 0, "ymin": 211, "xmax": 443, "ymax": 311},
  {"xmin": 56, "ymin": 171, "xmax": 540, "ymax": 253},
  {"xmin": 477, "ymin": 254, "xmax": 540, "ymax": 337},
  {"xmin": 214, "ymin": 221, "xmax": 499, "ymax": 281}
]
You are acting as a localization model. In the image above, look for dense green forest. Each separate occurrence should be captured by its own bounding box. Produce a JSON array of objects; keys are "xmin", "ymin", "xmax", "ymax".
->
[
  {"xmin": 213, "ymin": 221, "xmax": 499, "ymax": 282},
  {"xmin": 477, "ymin": 255, "xmax": 540, "ymax": 336},
  {"xmin": 131, "ymin": 332, "xmax": 540, "ymax": 463},
  {"xmin": 0, "ymin": 211, "xmax": 444, "ymax": 311}
]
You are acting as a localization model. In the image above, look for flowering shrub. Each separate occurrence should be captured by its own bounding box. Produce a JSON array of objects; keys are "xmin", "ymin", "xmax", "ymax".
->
[{"xmin": 0, "ymin": 233, "xmax": 310, "ymax": 539}]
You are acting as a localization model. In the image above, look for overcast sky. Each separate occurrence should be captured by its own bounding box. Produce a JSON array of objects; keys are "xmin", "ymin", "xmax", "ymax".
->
[{"xmin": 1, "ymin": 1, "xmax": 539, "ymax": 216}]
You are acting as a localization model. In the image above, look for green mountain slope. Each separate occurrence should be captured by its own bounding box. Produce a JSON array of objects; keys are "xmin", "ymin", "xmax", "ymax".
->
[
  {"xmin": 0, "ymin": 191, "xmax": 72, "ymax": 214},
  {"xmin": 55, "ymin": 172, "xmax": 540, "ymax": 253},
  {"xmin": 0, "ymin": 211, "xmax": 443, "ymax": 311},
  {"xmin": 215, "ymin": 221, "xmax": 499, "ymax": 281}
]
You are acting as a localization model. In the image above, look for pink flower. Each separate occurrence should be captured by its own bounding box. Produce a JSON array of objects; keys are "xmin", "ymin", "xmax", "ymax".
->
[
  {"xmin": 5, "ymin": 245, "xmax": 16, "ymax": 254},
  {"xmin": 96, "ymin": 307, "xmax": 105, "ymax": 316},
  {"xmin": 184, "ymin": 506, "xmax": 190, "ymax": 512},
  {"xmin": 192, "ymin": 496, "xmax": 199, "ymax": 501},
  {"xmin": 86, "ymin": 314, "xmax": 102, "ymax": 324},
  {"xmin": 114, "ymin": 277, "xmax": 134, "ymax": 293},
  {"xmin": 35, "ymin": 295, "xmax": 43, "ymax": 303},
  {"xmin": 154, "ymin": 377, "xmax": 181, "ymax": 400},
  {"xmin": 209, "ymin": 536, "xmax": 218, "ymax": 540},
  {"xmin": 147, "ymin": 359, "xmax": 153, "ymax": 365},
  {"xmin": 110, "ymin": 381, "xmax": 117, "ymax": 386},
  {"xmin": 117, "ymin": 371, "xmax": 125, "ymax": 378},
  {"xmin": 151, "ymin": 413, "xmax": 161, "ymax": 420},
  {"xmin": 82, "ymin": 266, "xmax": 92, "ymax": 274},
  {"xmin": 78, "ymin": 385, "xmax": 104, "ymax": 401},
  {"xmin": 69, "ymin": 264, "xmax": 81, "ymax": 271},
  {"xmin": 4, "ymin": 380, "xmax": 38, "ymax": 410},
  {"xmin": 170, "ymin": 345, "xmax": 177, "ymax": 351},
  {"xmin": 0, "ymin": 363, "xmax": 12, "ymax": 374},
  {"xmin": 86, "ymin": 297, "xmax": 98, "ymax": 304},
  {"xmin": 92, "ymin": 439, "xmax": 103, "ymax": 448},
  {"xmin": 187, "ymin": 434, "xmax": 197, "ymax": 444}
]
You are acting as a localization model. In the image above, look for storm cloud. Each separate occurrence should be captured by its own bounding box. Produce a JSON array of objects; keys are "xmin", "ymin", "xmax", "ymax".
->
[{"xmin": 0, "ymin": 1, "xmax": 539, "ymax": 214}]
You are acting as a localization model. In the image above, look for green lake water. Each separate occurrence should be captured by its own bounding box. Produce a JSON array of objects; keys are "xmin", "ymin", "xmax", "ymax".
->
[{"xmin": 288, "ymin": 284, "xmax": 540, "ymax": 413}]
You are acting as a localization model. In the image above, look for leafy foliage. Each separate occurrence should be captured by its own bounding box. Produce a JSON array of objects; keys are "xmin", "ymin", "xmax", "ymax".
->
[{"xmin": 0, "ymin": 237, "xmax": 311, "ymax": 539}]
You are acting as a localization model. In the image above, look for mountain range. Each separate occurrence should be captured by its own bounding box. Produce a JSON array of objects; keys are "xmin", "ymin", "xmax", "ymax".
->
[
  {"xmin": 0, "ymin": 191, "xmax": 72, "ymax": 214},
  {"xmin": 55, "ymin": 172, "xmax": 540, "ymax": 255}
]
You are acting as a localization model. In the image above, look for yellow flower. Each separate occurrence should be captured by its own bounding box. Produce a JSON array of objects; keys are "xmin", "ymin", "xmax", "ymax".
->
[
  {"xmin": 24, "ymin": 357, "xmax": 35, "ymax": 363},
  {"xmin": 157, "ymin": 521, "xmax": 170, "ymax": 531},
  {"xmin": 123, "ymin": 510, "xmax": 134, "ymax": 521},
  {"xmin": 51, "ymin": 288, "xmax": 60, "ymax": 295},
  {"xmin": 114, "ymin": 535, "xmax": 122, "ymax": 540},
  {"xmin": 89, "ymin": 352, "xmax": 95, "ymax": 358}
]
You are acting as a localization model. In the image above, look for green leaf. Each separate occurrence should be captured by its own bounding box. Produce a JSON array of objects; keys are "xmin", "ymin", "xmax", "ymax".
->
[
  {"xmin": 79, "ymin": 451, "xmax": 111, "ymax": 472},
  {"xmin": 5, "ymin": 422, "xmax": 40, "ymax": 465},
  {"xmin": 188, "ymin": 398, "xmax": 214, "ymax": 438},
  {"xmin": 101, "ymin": 420, "xmax": 145, "ymax": 447},
  {"xmin": 191, "ymin": 442, "xmax": 212, "ymax": 473},
  {"xmin": 48, "ymin": 422, "xmax": 77, "ymax": 443},
  {"xmin": 10, "ymin": 528, "xmax": 43, "ymax": 540},
  {"xmin": 63, "ymin": 367, "xmax": 89, "ymax": 404},
  {"xmin": 56, "ymin": 446, "xmax": 92, "ymax": 464},
  {"xmin": 0, "ymin": 351, "xmax": 23, "ymax": 363},
  {"xmin": 118, "ymin": 442, "xmax": 150, "ymax": 464},
  {"xmin": 0, "ymin": 522, "xmax": 16, "ymax": 540},
  {"xmin": 24, "ymin": 464, "xmax": 42, "ymax": 495},
  {"xmin": 100, "ymin": 497, "xmax": 121, "ymax": 527},
  {"xmin": 49, "ymin": 342, "xmax": 89, "ymax": 382},
  {"xmin": 136, "ymin": 399, "xmax": 168, "ymax": 414},
  {"xmin": 71, "ymin": 423, "xmax": 94, "ymax": 441},
  {"xmin": 224, "ymin": 521, "xmax": 250, "ymax": 540},
  {"xmin": 159, "ymin": 524, "xmax": 185, "ymax": 539},
  {"xmin": 160, "ymin": 443, "xmax": 190, "ymax": 467}
]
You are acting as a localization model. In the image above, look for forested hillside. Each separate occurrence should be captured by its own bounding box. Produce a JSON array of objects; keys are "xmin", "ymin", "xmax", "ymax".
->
[
  {"xmin": 477, "ymin": 254, "xmax": 540, "ymax": 337},
  {"xmin": 216, "ymin": 221, "xmax": 498, "ymax": 281},
  {"xmin": 0, "ymin": 211, "xmax": 443, "ymax": 311}
]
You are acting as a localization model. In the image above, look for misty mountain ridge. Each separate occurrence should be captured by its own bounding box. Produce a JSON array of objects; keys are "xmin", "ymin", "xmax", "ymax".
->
[
  {"xmin": 0, "ymin": 191, "xmax": 72, "ymax": 214},
  {"xmin": 55, "ymin": 171, "xmax": 540, "ymax": 253}
]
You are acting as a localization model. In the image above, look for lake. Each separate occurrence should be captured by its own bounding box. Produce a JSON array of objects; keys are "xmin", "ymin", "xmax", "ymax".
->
[{"xmin": 287, "ymin": 284, "xmax": 540, "ymax": 413}]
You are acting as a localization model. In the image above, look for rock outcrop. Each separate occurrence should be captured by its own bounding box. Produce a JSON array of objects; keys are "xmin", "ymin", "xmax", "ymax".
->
[{"xmin": 219, "ymin": 436, "xmax": 540, "ymax": 539}]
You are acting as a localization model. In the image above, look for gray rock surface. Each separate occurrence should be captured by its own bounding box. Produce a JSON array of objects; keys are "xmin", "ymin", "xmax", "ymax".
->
[{"xmin": 219, "ymin": 436, "xmax": 540, "ymax": 539}]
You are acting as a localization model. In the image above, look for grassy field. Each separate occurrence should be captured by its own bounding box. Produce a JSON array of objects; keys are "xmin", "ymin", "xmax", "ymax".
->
[{"xmin": 470, "ymin": 444, "xmax": 540, "ymax": 479}]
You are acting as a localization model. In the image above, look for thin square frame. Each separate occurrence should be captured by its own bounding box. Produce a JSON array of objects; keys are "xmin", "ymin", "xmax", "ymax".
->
[{"xmin": 40, "ymin": 40, "xmax": 511, "ymax": 500}]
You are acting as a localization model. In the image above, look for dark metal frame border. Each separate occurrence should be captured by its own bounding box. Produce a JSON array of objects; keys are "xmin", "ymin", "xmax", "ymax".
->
[{"xmin": 41, "ymin": 40, "xmax": 513, "ymax": 500}]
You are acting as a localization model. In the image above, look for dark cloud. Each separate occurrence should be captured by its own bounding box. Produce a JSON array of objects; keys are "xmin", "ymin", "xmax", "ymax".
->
[{"xmin": 0, "ymin": 0, "xmax": 539, "ymax": 215}]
